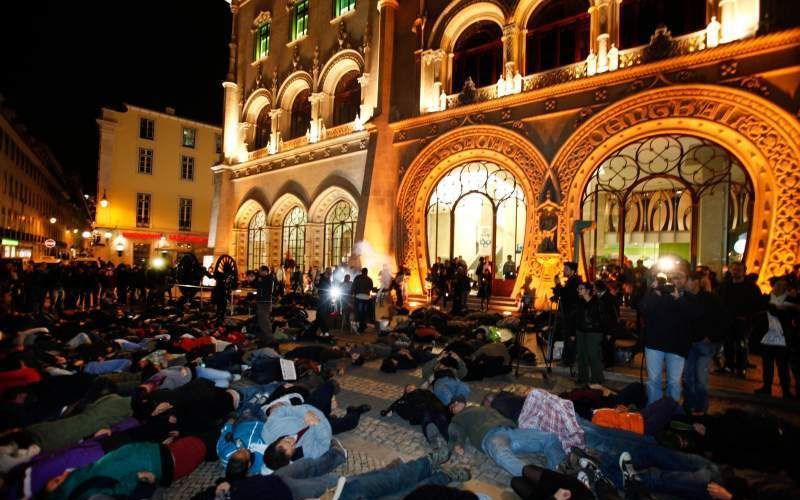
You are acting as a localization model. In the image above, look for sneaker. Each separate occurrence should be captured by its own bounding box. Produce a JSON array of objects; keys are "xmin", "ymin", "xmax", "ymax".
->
[
  {"xmin": 619, "ymin": 452, "xmax": 639, "ymax": 489},
  {"xmin": 331, "ymin": 438, "xmax": 347, "ymax": 461},
  {"xmin": 318, "ymin": 476, "xmax": 346, "ymax": 500},
  {"xmin": 576, "ymin": 470, "xmax": 592, "ymax": 490},
  {"xmin": 442, "ymin": 465, "xmax": 471, "ymax": 483},
  {"xmin": 427, "ymin": 445, "xmax": 450, "ymax": 466}
]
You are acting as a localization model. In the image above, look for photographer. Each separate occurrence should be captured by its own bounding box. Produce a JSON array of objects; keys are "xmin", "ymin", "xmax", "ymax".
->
[
  {"xmin": 552, "ymin": 262, "xmax": 582, "ymax": 366},
  {"xmin": 638, "ymin": 263, "xmax": 701, "ymax": 406}
]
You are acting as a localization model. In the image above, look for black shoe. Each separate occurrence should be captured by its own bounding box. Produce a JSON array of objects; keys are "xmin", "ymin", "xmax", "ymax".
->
[{"xmin": 347, "ymin": 404, "xmax": 371, "ymax": 414}]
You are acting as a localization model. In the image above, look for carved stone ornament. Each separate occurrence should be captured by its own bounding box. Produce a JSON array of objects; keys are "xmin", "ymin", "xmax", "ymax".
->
[
  {"xmin": 253, "ymin": 10, "xmax": 271, "ymax": 28},
  {"xmin": 292, "ymin": 46, "xmax": 301, "ymax": 70},
  {"xmin": 458, "ymin": 77, "xmax": 476, "ymax": 106},
  {"xmin": 312, "ymin": 45, "xmax": 320, "ymax": 84},
  {"xmin": 720, "ymin": 60, "xmax": 738, "ymax": 77},
  {"xmin": 255, "ymin": 63, "xmax": 264, "ymax": 88},
  {"xmin": 575, "ymin": 106, "xmax": 594, "ymax": 127},
  {"xmin": 395, "ymin": 130, "xmax": 407, "ymax": 142},
  {"xmin": 271, "ymin": 67, "xmax": 279, "ymax": 103},
  {"xmin": 361, "ymin": 25, "xmax": 371, "ymax": 55},
  {"xmin": 545, "ymin": 99, "xmax": 557, "ymax": 112},
  {"xmin": 337, "ymin": 21, "xmax": 350, "ymax": 50},
  {"xmin": 553, "ymin": 86, "xmax": 800, "ymax": 282},
  {"xmin": 594, "ymin": 89, "xmax": 607, "ymax": 102},
  {"xmin": 739, "ymin": 75, "xmax": 770, "ymax": 97},
  {"xmin": 285, "ymin": 0, "xmax": 295, "ymax": 13},
  {"xmin": 500, "ymin": 108, "xmax": 512, "ymax": 121},
  {"xmin": 642, "ymin": 26, "xmax": 675, "ymax": 63}
]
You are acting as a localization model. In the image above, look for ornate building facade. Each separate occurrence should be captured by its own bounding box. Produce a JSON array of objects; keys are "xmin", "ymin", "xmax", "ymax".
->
[{"xmin": 211, "ymin": 0, "xmax": 800, "ymax": 306}]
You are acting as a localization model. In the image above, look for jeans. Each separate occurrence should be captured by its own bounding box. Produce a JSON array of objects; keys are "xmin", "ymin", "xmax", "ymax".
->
[
  {"xmin": 683, "ymin": 340, "xmax": 716, "ymax": 413},
  {"xmin": 481, "ymin": 427, "xmax": 567, "ymax": 476},
  {"xmin": 355, "ymin": 298, "xmax": 370, "ymax": 333},
  {"xmin": 84, "ymin": 359, "xmax": 132, "ymax": 375},
  {"xmin": 256, "ymin": 302, "xmax": 273, "ymax": 341},
  {"xmin": 195, "ymin": 366, "xmax": 233, "ymax": 388},
  {"xmin": 432, "ymin": 377, "xmax": 470, "ymax": 406},
  {"xmin": 276, "ymin": 447, "xmax": 345, "ymax": 499},
  {"xmin": 580, "ymin": 419, "xmax": 719, "ymax": 497},
  {"xmin": 645, "ymin": 348, "xmax": 685, "ymax": 406},
  {"xmin": 341, "ymin": 457, "xmax": 451, "ymax": 500}
]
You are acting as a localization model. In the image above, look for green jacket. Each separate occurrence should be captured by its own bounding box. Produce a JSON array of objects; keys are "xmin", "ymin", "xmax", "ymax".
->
[
  {"xmin": 51, "ymin": 442, "xmax": 163, "ymax": 500},
  {"xmin": 449, "ymin": 405, "xmax": 515, "ymax": 451},
  {"xmin": 27, "ymin": 394, "xmax": 132, "ymax": 452}
]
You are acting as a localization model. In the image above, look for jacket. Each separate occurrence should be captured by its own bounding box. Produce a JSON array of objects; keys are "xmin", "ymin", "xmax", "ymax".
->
[
  {"xmin": 51, "ymin": 442, "xmax": 163, "ymax": 500},
  {"xmin": 517, "ymin": 389, "xmax": 585, "ymax": 453},
  {"xmin": 216, "ymin": 420, "xmax": 267, "ymax": 475},
  {"xmin": 260, "ymin": 404, "xmax": 331, "ymax": 460},
  {"xmin": 639, "ymin": 288, "xmax": 701, "ymax": 357},
  {"xmin": 351, "ymin": 274, "xmax": 373, "ymax": 297},
  {"xmin": 449, "ymin": 406, "xmax": 515, "ymax": 451},
  {"xmin": 255, "ymin": 274, "xmax": 275, "ymax": 303}
]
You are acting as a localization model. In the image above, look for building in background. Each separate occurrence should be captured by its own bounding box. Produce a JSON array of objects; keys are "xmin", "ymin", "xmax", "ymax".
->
[
  {"xmin": 0, "ymin": 98, "xmax": 87, "ymax": 261},
  {"xmin": 95, "ymin": 104, "xmax": 222, "ymax": 266},
  {"xmin": 210, "ymin": 0, "xmax": 800, "ymax": 306}
]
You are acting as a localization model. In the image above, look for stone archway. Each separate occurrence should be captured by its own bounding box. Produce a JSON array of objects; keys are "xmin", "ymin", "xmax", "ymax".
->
[
  {"xmin": 397, "ymin": 125, "xmax": 551, "ymax": 295},
  {"xmin": 232, "ymin": 199, "xmax": 268, "ymax": 273},
  {"xmin": 552, "ymin": 85, "xmax": 800, "ymax": 287}
]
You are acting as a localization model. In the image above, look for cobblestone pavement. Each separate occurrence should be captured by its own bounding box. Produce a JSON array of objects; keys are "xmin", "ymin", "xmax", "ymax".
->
[
  {"xmin": 161, "ymin": 355, "xmax": 554, "ymax": 499},
  {"xmin": 161, "ymin": 333, "xmax": 800, "ymax": 499}
]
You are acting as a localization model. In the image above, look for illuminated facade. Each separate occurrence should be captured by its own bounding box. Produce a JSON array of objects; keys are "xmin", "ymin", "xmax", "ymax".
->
[
  {"xmin": 0, "ymin": 102, "xmax": 85, "ymax": 260},
  {"xmin": 211, "ymin": 0, "xmax": 800, "ymax": 305},
  {"xmin": 95, "ymin": 105, "xmax": 222, "ymax": 265}
]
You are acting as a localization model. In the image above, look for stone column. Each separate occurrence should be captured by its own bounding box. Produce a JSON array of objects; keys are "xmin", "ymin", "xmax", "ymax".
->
[
  {"xmin": 419, "ymin": 49, "xmax": 445, "ymax": 112},
  {"xmin": 502, "ymin": 24, "xmax": 520, "ymax": 74},
  {"xmin": 308, "ymin": 92, "xmax": 326, "ymax": 142},
  {"xmin": 589, "ymin": 0, "xmax": 613, "ymax": 52},
  {"xmin": 222, "ymin": 82, "xmax": 241, "ymax": 162},
  {"xmin": 210, "ymin": 169, "xmax": 235, "ymax": 256},
  {"xmin": 269, "ymin": 109, "xmax": 282, "ymax": 153},
  {"xmin": 362, "ymin": 0, "xmax": 399, "ymax": 278}
]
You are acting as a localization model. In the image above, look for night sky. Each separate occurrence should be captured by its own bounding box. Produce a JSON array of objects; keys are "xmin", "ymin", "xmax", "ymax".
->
[{"xmin": 0, "ymin": 0, "xmax": 231, "ymax": 192}]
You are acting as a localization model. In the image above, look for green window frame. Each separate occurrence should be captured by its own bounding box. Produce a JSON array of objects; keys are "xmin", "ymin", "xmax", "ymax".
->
[
  {"xmin": 254, "ymin": 22, "xmax": 270, "ymax": 60},
  {"xmin": 334, "ymin": 0, "xmax": 355, "ymax": 17},
  {"xmin": 292, "ymin": 0, "xmax": 309, "ymax": 40}
]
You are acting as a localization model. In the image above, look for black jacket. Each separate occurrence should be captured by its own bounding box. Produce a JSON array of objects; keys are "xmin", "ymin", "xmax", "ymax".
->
[
  {"xmin": 688, "ymin": 290, "xmax": 729, "ymax": 343},
  {"xmin": 639, "ymin": 288, "xmax": 702, "ymax": 357},
  {"xmin": 254, "ymin": 274, "xmax": 275, "ymax": 303}
]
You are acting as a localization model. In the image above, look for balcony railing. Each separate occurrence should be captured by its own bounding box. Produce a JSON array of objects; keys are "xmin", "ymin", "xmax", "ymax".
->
[
  {"xmin": 444, "ymin": 29, "xmax": 709, "ymax": 110},
  {"xmin": 246, "ymin": 121, "xmax": 359, "ymax": 161}
]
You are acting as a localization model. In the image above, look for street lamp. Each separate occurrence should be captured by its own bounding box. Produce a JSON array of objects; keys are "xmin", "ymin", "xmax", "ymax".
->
[
  {"xmin": 81, "ymin": 230, "xmax": 92, "ymax": 239},
  {"xmin": 72, "ymin": 229, "xmax": 78, "ymax": 234},
  {"xmin": 99, "ymin": 190, "xmax": 109, "ymax": 208},
  {"xmin": 49, "ymin": 217, "xmax": 57, "ymax": 224}
]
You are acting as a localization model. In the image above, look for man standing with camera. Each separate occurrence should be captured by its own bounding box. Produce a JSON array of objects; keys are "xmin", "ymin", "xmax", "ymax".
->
[{"xmin": 639, "ymin": 263, "xmax": 700, "ymax": 406}]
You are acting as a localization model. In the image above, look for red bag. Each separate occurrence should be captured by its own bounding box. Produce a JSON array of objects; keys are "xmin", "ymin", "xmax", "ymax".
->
[{"xmin": 591, "ymin": 407, "xmax": 645, "ymax": 434}]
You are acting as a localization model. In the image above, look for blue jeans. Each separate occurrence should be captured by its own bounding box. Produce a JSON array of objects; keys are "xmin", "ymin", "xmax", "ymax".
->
[
  {"xmin": 432, "ymin": 377, "xmax": 470, "ymax": 406},
  {"xmin": 277, "ymin": 447, "xmax": 345, "ymax": 499},
  {"xmin": 580, "ymin": 419, "xmax": 718, "ymax": 497},
  {"xmin": 481, "ymin": 427, "xmax": 566, "ymax": 476},
  {"xmin": 645, "ymin": 348, "xmax": 685, "ymax": 405},
  {"xmin": 195, "ymin": 366, "xmax": 233, "ymax": 388},
  {"xmin": 683, "ymin": 340, "xmax": 716, "ymax": 413},
  {"xmin": 341, "ymin": 457, "xmax": 451, "ymax": 500},
  {"xmin": 84, "ymin": 359, "xmax": 131, "ymax": 375}
]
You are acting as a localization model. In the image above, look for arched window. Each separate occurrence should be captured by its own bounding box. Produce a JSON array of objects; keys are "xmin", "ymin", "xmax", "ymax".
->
[
  {"xmin": 254, "ymin": 107, "xmax": 272, "ymax": 150},
  {"xmin": 451, "ymin": 21, "xmax": 503, "ymax": 92},
  {"xmin": 620, "ymin": 0, "xmax": 706, "ymax": 48},
  {"xmin": 526, "ymin": 0, "xmax": 590, "ymax": 75},
  {"xmin": 426, "ymin": 162, "xmax": 526, "ymax": 286},
  {"xmin": 325, "ymin": 200, "xmax": 357, "ymax": 268},
  {"xmin": 333, "ymin": 71, "xmax": 361, "ymax": 126},
  {"xmin": 246, "ymin": 211, "xmax": 267, "ymax": 271},
  {"xmin": 282, "ymin": 207, "xmax": 307, "ymax": 269},
  {"xmin": 289, "ymin": 89, "xmax": 312, "ymax": 139},
  {"xmin": 580, "ymin": 135, "xmax": 754, "ymax": 278}
]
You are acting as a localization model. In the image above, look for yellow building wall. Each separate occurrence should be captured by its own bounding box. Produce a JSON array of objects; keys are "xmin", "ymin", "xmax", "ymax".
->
[{"xmin": 95, "ymin": 105, "xmax": 221, "ymax": 264}]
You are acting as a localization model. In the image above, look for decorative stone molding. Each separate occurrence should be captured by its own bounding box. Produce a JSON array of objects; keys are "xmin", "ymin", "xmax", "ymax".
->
[
  {"xmin": 552, "ymin": 85, "xmax": 800, "ymax": 286},
  {"xmin": 252, "ymin": 10, "xmax": 271, "ymax": 29},
  {"xmin": 396, "ymin": 125, "xmax": 551, "ymax": 296}
]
